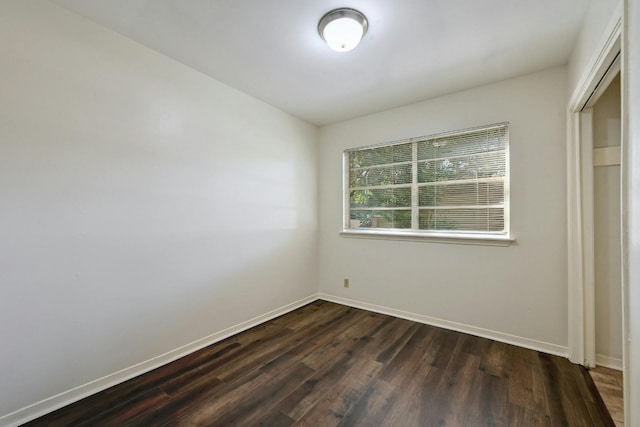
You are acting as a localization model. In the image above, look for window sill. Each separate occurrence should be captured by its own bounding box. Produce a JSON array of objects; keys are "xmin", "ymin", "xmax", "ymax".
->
[{"xmin": 340, "ymin": 229, "xmax": 515, "ymax": 246}]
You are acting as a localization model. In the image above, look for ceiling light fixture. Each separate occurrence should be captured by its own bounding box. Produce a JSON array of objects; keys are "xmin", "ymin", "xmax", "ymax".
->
[{"xmin": 318, "ymin": 8, "xmax": 368, "ymax": 53}]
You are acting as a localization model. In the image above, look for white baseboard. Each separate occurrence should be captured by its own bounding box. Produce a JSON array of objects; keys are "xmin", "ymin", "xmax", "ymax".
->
[
  {"xmin": 0, "ymin": 294, "xmax": 320, "ymax": 427},
  {"xmin": 318, "ymin": 293, "xmax": 568, "ymax": 358},
  {"xmin": 596, "ymin": 353, "xmax": 623, "ymax": 371}
]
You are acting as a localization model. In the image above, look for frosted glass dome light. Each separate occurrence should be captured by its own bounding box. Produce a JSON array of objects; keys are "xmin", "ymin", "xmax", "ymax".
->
[{"xmin": 318, "ymin": 8, "xmax": 368, "ymax": 52}]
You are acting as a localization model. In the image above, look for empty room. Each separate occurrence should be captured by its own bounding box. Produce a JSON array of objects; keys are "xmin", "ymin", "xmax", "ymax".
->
[{"xmin": 1, "ymin": 1, "xmax": 640, "ymax": 426}]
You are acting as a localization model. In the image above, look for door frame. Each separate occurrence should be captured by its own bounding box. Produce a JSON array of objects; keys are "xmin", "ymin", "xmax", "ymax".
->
[{"xmin": 566, "ymin": 12, "xmax": 621, "ymax": 367}]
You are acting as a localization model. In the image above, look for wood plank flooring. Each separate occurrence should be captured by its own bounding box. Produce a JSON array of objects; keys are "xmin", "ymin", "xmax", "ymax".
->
[
  {"xmin": 24, "ymin": 300, "xmax": 614, "ymax": 426},
  {"xmin": 590, "ymin": 367, "xmax": 624, "ymax": 426}
]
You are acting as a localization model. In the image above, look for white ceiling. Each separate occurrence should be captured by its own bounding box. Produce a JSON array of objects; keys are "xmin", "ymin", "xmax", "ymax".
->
[{"xmin": 51, "ymin": 0, "xmax": 590, "ymax": 126}]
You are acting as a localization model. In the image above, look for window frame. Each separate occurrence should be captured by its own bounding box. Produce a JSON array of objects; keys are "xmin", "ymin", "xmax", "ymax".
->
[{"xmin": 342, "ymin": 123, "xmax": 514, "ymax": 245}]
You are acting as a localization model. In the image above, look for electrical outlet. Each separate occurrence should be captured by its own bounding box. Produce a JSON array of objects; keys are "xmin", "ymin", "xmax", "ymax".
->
[{"xmin": 343, "ymin": 278, "xmax": 350, "ymax": 288}]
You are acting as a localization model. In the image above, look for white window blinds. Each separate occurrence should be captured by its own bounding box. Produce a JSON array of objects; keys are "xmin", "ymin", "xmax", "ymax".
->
[{"xmin": 345, "ymin": 123, "xmax": 509, "ymax": 235}]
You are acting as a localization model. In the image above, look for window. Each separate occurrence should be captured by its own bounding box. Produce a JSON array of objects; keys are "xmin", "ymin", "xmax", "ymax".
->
[{"xmin": 344, "ymin": 123, "xmax": 510, "ymax": 240}]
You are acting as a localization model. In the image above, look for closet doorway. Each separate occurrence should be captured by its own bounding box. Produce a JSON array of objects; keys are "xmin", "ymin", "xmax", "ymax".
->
[
  {"xmin": 591, "ymin": 73, "xmax": 622, "ymax": 371},
  {"xmin": 586, "ymin": 70, "xmax": 624, "ymax": 424},
  {"xmin": 566, "ymin": 14, "xmax": 625, "ymax": 424}
]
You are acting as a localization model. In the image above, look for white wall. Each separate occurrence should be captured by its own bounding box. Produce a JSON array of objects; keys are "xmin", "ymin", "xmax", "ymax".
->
[
  {"xmin": 568, "ymin": 0, "xmax": 622, "ymax": 96},
  {"xmin": 592, "ymin": 75, "xmax": 623, "ymax": 367},
  {"xmin": 318, "ymin": 67, "xmax": 568, "ymax": 351},
  {"xmin": 0, "ymin": 1, "xmax": 317, "ymax": 421}
]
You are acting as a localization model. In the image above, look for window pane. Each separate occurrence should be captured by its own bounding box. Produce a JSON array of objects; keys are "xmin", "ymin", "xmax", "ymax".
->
[
  {"xmin": 418, "ymin": 152, "xmax": 505, "ymax": 183},
  {"xmin": 350, "ymin": 187, "xmax": 411, "ymax": 208},
  {"xmin": 349, "ymin": 142, "xmax": 412, "ymax": 168},
  {"xmin": 419, "ymin": 208, "xmax": 504, "ymax": 231},
  {"xmin": 417, "ymin": 127, "xmax": 507, "ymax": 160},
  {"xmin": 349, "ymin": 163, "xmax": 412, "ymax": 187},
  {"xmin": 419, "ymin": 181, "xmax": 504, "ymax": 206},
  {"xmin": 350, "ymin": 209, "xmax": 412, "ymax": 229}
]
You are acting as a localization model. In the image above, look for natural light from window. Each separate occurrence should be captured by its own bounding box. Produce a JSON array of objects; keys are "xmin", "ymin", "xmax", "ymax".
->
[{"xmin": 343, "ymin": 123, "xmax": 511, "ymax": 243}]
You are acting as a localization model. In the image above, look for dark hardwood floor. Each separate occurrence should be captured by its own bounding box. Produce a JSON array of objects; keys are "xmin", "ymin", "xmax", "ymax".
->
[{"xmin": 24, "ymin": 300, "xmax": 614, "ymax": 426}]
